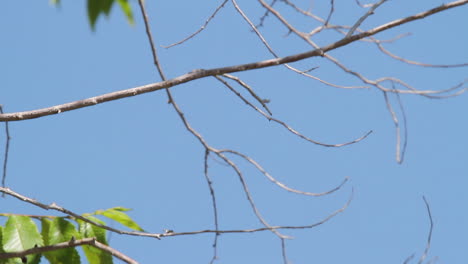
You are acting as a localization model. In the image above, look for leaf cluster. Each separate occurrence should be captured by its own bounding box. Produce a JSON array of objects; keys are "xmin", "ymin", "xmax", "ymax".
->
[
  {"xmin": 52, "ymin": 0, "xmax": 135, "ymax": 30},
  {"xmin": 0, "ymin": 207, "xmax": 144, "ymax": 264}
]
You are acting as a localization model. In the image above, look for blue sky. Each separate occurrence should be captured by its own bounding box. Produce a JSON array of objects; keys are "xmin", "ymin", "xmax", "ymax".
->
[{"xmin": 1, "ymin": 1, "xmax": 467, "ymax": 263}]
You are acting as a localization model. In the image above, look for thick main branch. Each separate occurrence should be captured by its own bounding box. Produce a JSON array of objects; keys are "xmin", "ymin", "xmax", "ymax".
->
[{"xmin": 0, "ymin": 0, "xmax": 466, "ymax": 122}]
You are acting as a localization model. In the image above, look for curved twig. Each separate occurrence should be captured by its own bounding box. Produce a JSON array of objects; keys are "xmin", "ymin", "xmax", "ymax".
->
[
  {"xmin": 1, "ymin": 0, "xmax": 466, "ymax": 122},
  {"xmin": 0, "ymin": 106, "xmax": 10, "ymax": 192},
  {"xmin": 215, "ymin": 75, "xmax": 372, "ymax": 147},
  {"xmin": 162, "ymin": 0, "xmax": 229, "ymax": 48},
  {"xmin": 220, "ymin": 149, "xmax": 349, "ymax": 196}
]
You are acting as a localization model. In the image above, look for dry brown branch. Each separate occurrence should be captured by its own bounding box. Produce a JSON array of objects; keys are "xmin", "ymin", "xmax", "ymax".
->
[
  {"xmin": 1, "ymin": 0, "xmax": 466, "ymax": 122},
  {"xmin": 280, "ymin": 237, "xmax": 289, "ymax": 264},
  {"xmin": 163, "ymin": 188, "xmax": 353, "ymax": 237},
  {"xmin": 418, "ymin": 196, "xmax": 434, "ymax": 264},
  {"xmin": 137, "ymin": 0, "xmax": 288, "ymax": 240},
  {"xmin": 354, "ymin": 0, "xmax": 374, "ymax": 9},
  {"xmin": 220, "ymin": 149, "xmax": 349, "ymax": 196},
  {"xmin": 0, "ymin": 237, "xmax": 138, "ymax": 264},
  {"xmin": 215, "ymin": 75, "xmax": 372, "ymax": 147},
  {"xmin": 346, "ymin": 0, "xmax": 388, "ymax": 38},
  {"xmin": 376, "ymin": 77, "xmax": 468, "ymax": 97},
  {"xmin": 250, "ymin": 0, "xmax": 355, "ymax": 89},
  {"xmin": 324, "ymin": 0, "xmax": 335, "ymax": 26},
  {"xmin": 374, "ymin": 39, "xmax": 468, "ymax": 68},
  {"xmin": 0, "ymin": 105, "xmax": 10, "ymax": 192},
  {"xmin": 0, "ymin": 186, "xmax": 351, "ymax": 243},
  {"xmin": 256, "ymin": 0, "xmax": 278, "ymax": 28},
  {"xmin": 204, "ymin": 150, "xmax": 220, "ymax": 264},
  {"xmin": 393, "ymin": 84, "xmax": 408, "ymax": 164},
  {"xmin": 218, "ymin": 150, "xmax": 290, "ymax": 239},
  {"xmin": 403, "ymin": 196, "xmax": 435, "ymax": 264},
  {"xmin": 221, "ymin": 73, "xmax": 272, "ymax": 115},
  {"xmin": 382, "ymin": 89, "xmax": 407, "ymax": 164},
  {"xmin": 260, "ymin": 0, "xmax": 465, "ymax": 97},
  {"xmin": 0, "ymin": 187, "xmax": 163, "ymax": 239},
  {"xmin": 162, "ymin": 0, "xmax": 229, "ymax": 48}
]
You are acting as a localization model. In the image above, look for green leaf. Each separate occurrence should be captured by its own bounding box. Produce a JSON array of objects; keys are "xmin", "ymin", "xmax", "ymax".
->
[
  {"xmin": 50, "ymin": 0, "xmax": 61, "ymax": 6},
  {"xmin": 87, "ymin": 0, "xmax": 115, "ymax": 30},
  {"xmin": 2, "ymin": 216, "xmax": 43, "ymax": 264},
  {"xmin": 0, "ymin": 226, "xmax": 12, "ymax": 264},
  {"xmin": 0, "ymin": 225, "xmax": 3, "ymax": 253},
  {"xmin": 41, "ymin": 218, "xmax": 80, "ymax": 264},
  {"xmin": 78, "ymin": 216, "xmax": 113, "ymax": 264},
  {"xmin": 95, "ymin": 207, "xmax": 144, "ymax": 232},
  {"xmin": 116, "ymin": 0, "xmax": 135, "ymax": 26}
]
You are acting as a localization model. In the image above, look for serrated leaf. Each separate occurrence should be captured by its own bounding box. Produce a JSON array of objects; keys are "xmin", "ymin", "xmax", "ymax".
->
[
  {"xmin": 78, "ymin": 216, "xmax": 112, "ymax": 264},
  {"xmin": 101, "ymin": 0, "xmax": 114, "ymax": 15},
  {"xmin": 87, "ymin": 0, "xmax": 115, "ymax": 30},
  {"xmin": 2, "ymin": 216, "xmax": 42, "ymax": 264},
  {"xmin": 96, "ymin": 208, "xmax": 144, "ymax": 232},
  {"xmin": 116, "ymin": 0, "xmax": 135, "ymax": 26},
  {"xmin": 41, "ymin": 218, "xmax": 80, "ymax": 264}
]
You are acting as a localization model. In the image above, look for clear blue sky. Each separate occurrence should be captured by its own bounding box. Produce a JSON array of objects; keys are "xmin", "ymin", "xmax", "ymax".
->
[{"xmin": 1, "ymin": 1, "xmax": 467, "ymax": 263}]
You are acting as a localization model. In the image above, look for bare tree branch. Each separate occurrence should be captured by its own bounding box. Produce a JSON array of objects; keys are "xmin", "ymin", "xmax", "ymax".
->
[
  {"xmin": 215, "ymin": 75, "xmax": 372, "ymax": 147},
  {"xmin": 163, "ymin": 0, "xmax": 229, "ymax": 48},
  {"xmin": 346, "ymin": 0, "xmax": 388, "ymax": 38},
  {"xmin": 418, "ymin": 196, "xmax": 434, "ymax": 264},
  {"xmin": 374, "ymin": 38, "xmax": 468, "ymax": 68},
  {"xmin": 0, "ymin": 105, "xmax": 10, "ymax": 193},
  {"xmin": 204, "ymin": 150, "xmax": 220, "ymax": 264},
  {"xmin": 164, "ymin": 188, "xmax": 353, "ymax": 237},
  {"xmin": 0, "ymin": 187, "xmax": 162, "ymax": 239},
  {"xmin": 220, "ymin": 149, "xmax": 349, "ymax": 196},
  {"xmin": 0, "ymin": 186, "xmax": 351, "ymax": 241},
  {"xmin": 1, "ymin": 0, "xmax": 466, "ymax": 122},
  {"xmin": 0, "ymin": 237, "xmax": 138, "ymax": 264}
]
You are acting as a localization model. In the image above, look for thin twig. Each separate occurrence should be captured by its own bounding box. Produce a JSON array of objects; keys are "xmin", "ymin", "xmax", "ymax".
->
[
  {"xmin": 0, "ymin": 187, "xmax": 162, "ymax": 239},
  {"xmin": 0, "ymin": 105, "xmax": 11, "ymax": 194},
  {"xmin": 215, "ymin": 75, "xmax": 373, "ymax": 148},
  {"xmin": 0, "ymin": 186, "xmax": 351, "ymax": 240},
  {"xmin": 165, "ymin": 188, "xmax": 353, "ymax": 236},
  {"xmin": 252, "ymin": 0, "xmax": 366, "ymax": 89},
  {"xmin": 324, "ymin": 0, "xmax": 335, "ymax": 26},
  {"xmin": 0, "ymin": 237, "xmax": 138, "ymax": 264},
  {"xmin": 222, "ymin": 74, "xmax": 273, "ymax": 115},
  {"xmin": 137, "ymin": 0, "xmax": 166, "ymax": 81},
  {"xmin": 163, "ymin": 0, "xmax": 229, "ymax": 48},
  {"xmin": 220, "ymin": 149, "xmax": 349, "ymax": 196},
  {"xmin": 256, "ymin": 0, "xmax": 278, "ymax": 28},
  {"xmin": 374, "ymin": 38, "xmax": 468, "ymax": 68},
  {"xmin": 392, "ymin": 82, "xmax": 408, "ymax": 164},
  {"xmin": 346, "ymin": 0, "xmax": 388, "ymax": 38},
  {"xmin": 204, "ymin": 150, "xmax": 219, "ymax": 264},
  {"xmin": 418, "ymin": 196, "xmax": 434, "ymax": 264},
  {"xmin": 403, "ymin": 254, "xmax": 415, "ymax": 264},
  {"xmin": 1, "ymin": 0, "xmax": 466, "ymax": 121},
  {"xmin": 280, "ymin": 238, "xmax": 289, "ymax": 264},
  {"xmin": 138, "ymin": 0, "xmax": 288, "ymax": 241},
  {"xmin": 382, "ymin": 91, "xmax": 403, "ymax": 163},
  {"xmin": 354, "ymin": 0, "xmax": 374, "ymax": 8}
]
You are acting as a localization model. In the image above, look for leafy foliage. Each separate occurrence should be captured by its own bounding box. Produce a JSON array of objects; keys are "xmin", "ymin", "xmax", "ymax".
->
[
  {"xmin": 0, "ymin": 207, "xmax": 143, "ymax": 264},
  {"xmin": 87, "ymin": 0, "xmax": 134, "ymax": 30},
  {"xmin": 51, "ymin": 0, "xmax": 135, "ymax": 30},
  {"xmin": 41, "ymin": 218, "xmax": 81, "ymax": 264},
  {"xmin": 2, "ymin": 216, "xmax": 43, "ymax": 264}
]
